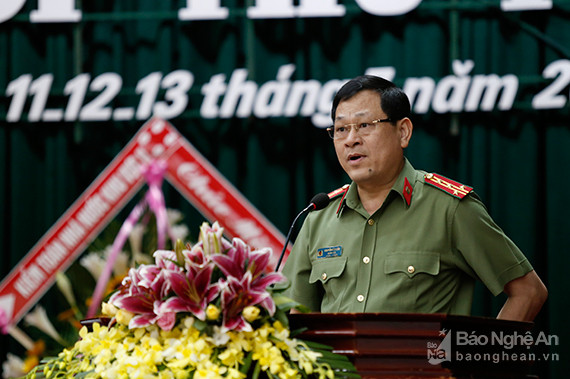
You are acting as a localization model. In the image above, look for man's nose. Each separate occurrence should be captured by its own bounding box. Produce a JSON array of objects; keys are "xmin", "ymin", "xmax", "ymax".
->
[{"xmin": 344, "ymin": 126, "xmax": 361, "ymax": 144}]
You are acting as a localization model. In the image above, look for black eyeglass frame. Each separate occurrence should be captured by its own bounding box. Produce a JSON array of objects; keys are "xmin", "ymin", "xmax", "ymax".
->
[{"xmin": 326, "ymin": 118, "xmax": 393, "ymax": 140}]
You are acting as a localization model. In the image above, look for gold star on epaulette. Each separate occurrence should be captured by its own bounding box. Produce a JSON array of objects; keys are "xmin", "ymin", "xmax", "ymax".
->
[{"xmin": 424, "ymin": 173, "xmax": 473, "ymax": 199}]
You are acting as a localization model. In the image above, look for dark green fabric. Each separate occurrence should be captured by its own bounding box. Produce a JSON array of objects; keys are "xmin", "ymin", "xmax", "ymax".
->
[{"xmin": 0, "ymin": 1, "xmax": 567, "ymax": 377}]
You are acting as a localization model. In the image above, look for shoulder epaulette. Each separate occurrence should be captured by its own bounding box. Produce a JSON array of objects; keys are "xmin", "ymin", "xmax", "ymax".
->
[
  {"xmin": 328, "ymin": 184, "xmax": 349, "ymax": 200},
  {"xmin": 424, "ymin": 173, "xmax": 473, "ymax": 199}
]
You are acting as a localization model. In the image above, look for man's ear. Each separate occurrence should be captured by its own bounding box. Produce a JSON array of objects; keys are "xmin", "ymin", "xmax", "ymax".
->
[{"xmin": 399, "ymin": 117, "xmax": 413, "ymax": 148}]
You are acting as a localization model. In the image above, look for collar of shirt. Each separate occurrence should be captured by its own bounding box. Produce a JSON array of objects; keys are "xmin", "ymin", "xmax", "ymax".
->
[{"xmin": 337, "ymin": 157, "xmax": 419, "ymax": 217}]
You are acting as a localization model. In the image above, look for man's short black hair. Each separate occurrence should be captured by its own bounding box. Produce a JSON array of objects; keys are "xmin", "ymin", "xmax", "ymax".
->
[{"xmin": 331, "ymin": 75, "xmax": 411, "ymax": 123}]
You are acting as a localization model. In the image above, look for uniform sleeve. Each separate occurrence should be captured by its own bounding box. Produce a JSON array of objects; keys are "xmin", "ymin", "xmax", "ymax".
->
[
  {"xmin": 281, "ymin": 216, "xmax": 323, "ymax": 311},
  {"xmin": 452, "ymin": 194, "xmax": 533, "ymax": 296}
]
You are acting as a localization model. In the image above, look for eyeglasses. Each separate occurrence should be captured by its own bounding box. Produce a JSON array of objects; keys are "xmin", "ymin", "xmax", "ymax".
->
[{"xmin": 327, "ymin": 118, "xmax": 392, "ymax": 140}]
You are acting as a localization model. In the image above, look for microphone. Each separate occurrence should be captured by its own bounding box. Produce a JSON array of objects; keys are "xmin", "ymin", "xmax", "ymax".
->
[
  {"xmin": 306, "ymin": 192, "xmax": 331, "ymax": 212},
  {"xmin": 274, "ymin": 193, "xmax": 331, "ymax": 271}
]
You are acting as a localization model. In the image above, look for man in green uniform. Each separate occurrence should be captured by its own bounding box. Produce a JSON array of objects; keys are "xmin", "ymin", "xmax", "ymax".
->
[{"xmin": 282, "ymin": 75, "xmax": 547, "ymax": 321}]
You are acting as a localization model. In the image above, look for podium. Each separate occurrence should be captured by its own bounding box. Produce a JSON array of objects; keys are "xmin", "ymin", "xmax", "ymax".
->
[{"xmin": 288, "ymin": 313, "xmax": 537, "ymax": 379}]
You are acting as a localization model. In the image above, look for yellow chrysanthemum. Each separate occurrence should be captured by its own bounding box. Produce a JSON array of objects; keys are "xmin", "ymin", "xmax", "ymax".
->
[
  {"xmin": 194, "ymin": 360, "xmax": 225, "ymax": 379},
  {"xmin": 26, "ymin": 315, "xmax": 337, "ymax": 379},
  {"xmin": 227, "ymin": 330, "xmax": 253, "ymax": 352},
  {"xmin": 252, "ymin": 341, "xmax": 286, "ymax": 374},
  {"xmin": 217, "ymin": 346, "xmax": 243, "ymax": 366},
  {"xmin": 278, "ymin": 366, "xmax": 300, "ymax": 379},
  {"xmin": 226, "ymin": 368, "xmax": 246, "ymax": 379}
]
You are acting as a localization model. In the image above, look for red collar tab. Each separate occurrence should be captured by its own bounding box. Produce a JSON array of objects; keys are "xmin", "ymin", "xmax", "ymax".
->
[
  {"xmin": 403, "ymin": 177, "xmax": 413, "ymax": 206},
  {"xmin": 328, "ymin": 184, "xmax": 349, "ymax": 215},
  {"xmin": 424, "ymin": 173, "xmax": 473, "ymax": 199}
]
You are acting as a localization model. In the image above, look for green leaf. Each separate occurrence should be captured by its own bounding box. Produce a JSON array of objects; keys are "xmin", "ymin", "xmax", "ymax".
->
[
  {"xmin": 75, "ymin": 370, "xmax": 96, "ymax": 378},
  {"xmin": 272, "ymin": 294, "xmax": 308, "ymax": 313},
  {"xmin": 239, "ymin": 351, "xmax": 254, "ymax": 374},
  {"xmin": 273, "ymin": 308, "xmax": 290, "ymax": 328},
  {"xmin": 298, "ymin": 340, "xmax": 361, "ymax": 378},
  {"xmin": 271, "ymin": 293, "xmax": 312, "ymax": 319},
  {"xmin": 192, "ymin": 318, "xmax": 208, "ymax": 332},
  {"xmin": 303, "ymin": 340, "xmax": 335, "ymax": 351},
  {"xmin": 252, "ymin": 362, "xmax": 261, "ymax": 379},
  {"xmin": 294, "ymin": 304, "xmax": 312, "ymax": 313},
  {"xmin": 290, "ymin": 327, "xmax": 309, "ymax": 337},
  {"xmin": 332, "ymin": 372, "xmax": 362, "ymax": 379},
  {"xmin": 38, "ymin": 356, "xmax": 59, "ymax": 364}
]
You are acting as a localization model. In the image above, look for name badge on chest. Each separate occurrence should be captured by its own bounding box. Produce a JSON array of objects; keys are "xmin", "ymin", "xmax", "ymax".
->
[{"xmin": 317, "ymin": 245, "xmax": 343, "ymax": 259}]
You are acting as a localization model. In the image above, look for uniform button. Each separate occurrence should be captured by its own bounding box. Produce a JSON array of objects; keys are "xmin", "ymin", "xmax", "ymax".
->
[
  {"xmin": 368, "ymin": 219, "xmax": 375, "ymax": 226},
  {"xmin": 363, "ymin": 256, "xmax": 370, "ymax": 264},
  {"xmin": 357, "ymin": 294, "xmax": 365, "ymax": 302},
  {"xmin": 321, "ymin": 273, "xmax": 327, "ymax": 281},
  {"xmin": 407, "ymin": 265, "xmax": 415, "ymax": 274}
]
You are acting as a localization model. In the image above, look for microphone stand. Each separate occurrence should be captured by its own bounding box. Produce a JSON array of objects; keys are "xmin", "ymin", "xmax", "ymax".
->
[
  {"xmin": 274, "ymin": 192, "xmax": 330, "ymax": 272},
  {"xmin": 274, "ymin": 203, "xmax": 314, "ymax": 272}
]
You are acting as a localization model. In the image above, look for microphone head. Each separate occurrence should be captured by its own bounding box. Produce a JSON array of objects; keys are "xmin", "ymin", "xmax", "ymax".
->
[{"xmin": 309, "ymin": 192, "xmax": 331, "ymax": 211}]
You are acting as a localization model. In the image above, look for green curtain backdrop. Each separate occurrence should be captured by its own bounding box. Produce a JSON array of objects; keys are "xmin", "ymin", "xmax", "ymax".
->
[{"xmin": 1, "ymin": 1, "xmax": 568, "ymax": 377}]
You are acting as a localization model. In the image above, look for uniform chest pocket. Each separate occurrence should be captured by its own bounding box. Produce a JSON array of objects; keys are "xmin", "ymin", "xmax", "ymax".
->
[
  {"xmin": 309, "ymin": 256, "xmax": 347, "ymax": 284},
  {"xmin": 384, "ymin": 252, "xmax": 440, "ymax": 278}
]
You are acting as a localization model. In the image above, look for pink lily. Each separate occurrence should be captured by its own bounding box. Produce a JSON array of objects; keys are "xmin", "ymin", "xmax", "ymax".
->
[
  {"xmin": 154, "ymin": 250, "xmax": 182, "ymax": 272},
  {"xmin": 161, "ymin": 257, "xmax": 220, "ymax": 321},
  {"xmin": 109, "ymin": 264, "xmax": 176, "ymax": 330},
  {"xmin": 182, "ymin": 246, "xmax": 209, "ymax": 269},
  {"xmin": 211, "ymin": 238, "xmax": 285, "ymax": 293},
  {"xmin": 219, "ymin": 271, "xmax": 272, "ymax": 332}
]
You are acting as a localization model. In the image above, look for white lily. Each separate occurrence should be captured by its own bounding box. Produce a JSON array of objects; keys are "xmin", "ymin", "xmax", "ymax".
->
[
  {"xmin": 166, "ymin": 208, "xmax": 184, "ymax": 225},
  {"xmin": 106, "ymin": 246, "xmax": 129, "ymax": 277},
  {"xmin": 80, "ymin": 247, "xmax": 129, "ymax": 280},
  {"xmin": 79, "ymin": 250, "xmax": 107, "ymax": 280},
  {"xmin": 56, "ymin": 272, "xmax": 77, "ymax": 309},
  {"xmin": 6, "ymin": 325, "xmax": 34, "ymax": 351},
  {"xmin": 24, "ymin": 306, "xmax": 65, "ymax": 345},
  {"xmin": 2, "ymin": 353, "xmax": 25, "ymax": 379},
  {"xmin": 167, "ymin": 208, "xmax": 189, "ymax": 244},
  {"xmin": 170, "ymin": 224, "xmax": 189, "ymax": 244},
  {"xmin": 128, "ymin": 224, "xmax": 145, "ymax": 258},
  {"xmin": 129, "ymin": 224, "xmax": 154, "ymax": 265}
]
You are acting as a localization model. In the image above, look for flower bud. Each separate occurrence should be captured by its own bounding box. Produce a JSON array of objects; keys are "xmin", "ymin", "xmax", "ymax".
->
[
  {"xmin": 242, "ymin": 306, "xmax": 260, "ymax": 322},
  {"xmin": 101, "ymin": 302, "xmax": 118, "ymax": 317},
  {"xmin": 175, "ymin": 239, "xmax": 185, "ymax": 266},
  {"xmin": 115, "ymin": 309, "xmax": 134, "ymax": 326},
  {"xmin": 206, "ymin": 305, "xmax": 220, "ymax": 321}
]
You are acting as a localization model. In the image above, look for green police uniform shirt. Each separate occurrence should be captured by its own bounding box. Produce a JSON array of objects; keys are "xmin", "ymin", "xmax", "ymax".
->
[{"xmin": 282, "ymin": 158, "xmax": 533, "ymax": 314}]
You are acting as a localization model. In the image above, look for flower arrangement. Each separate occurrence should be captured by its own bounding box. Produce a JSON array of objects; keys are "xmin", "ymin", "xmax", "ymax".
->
[
  {"xmin": 2, "ymin": 161, "xmax": 190, "ymax": 378},
  {"xmin": 1, "ymin": 208, "xmax": 190, "ymax": 379},
  {"xmin": 0, "ymin": 209, "xmax": 191, "ymax": 378},
  {"xmin": 24, "ymin": 222, "xmax": 357, "ymax": 379}
]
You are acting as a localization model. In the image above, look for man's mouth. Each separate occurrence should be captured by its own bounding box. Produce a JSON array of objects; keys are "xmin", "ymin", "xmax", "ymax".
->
[{"xmin": 348, "ymin": 154, "xmax": 364, "ymax": 162}]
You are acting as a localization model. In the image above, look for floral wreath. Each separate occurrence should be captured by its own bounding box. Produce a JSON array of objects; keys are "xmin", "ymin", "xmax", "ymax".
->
[{"xmin": 25, "ymin": 222, "xmax": 357, "ymax": 379}]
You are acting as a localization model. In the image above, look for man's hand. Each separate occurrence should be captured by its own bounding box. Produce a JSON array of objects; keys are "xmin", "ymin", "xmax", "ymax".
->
[{"xmin": 497, "ymin": 270, "xmax": 548, "ymax": 322}]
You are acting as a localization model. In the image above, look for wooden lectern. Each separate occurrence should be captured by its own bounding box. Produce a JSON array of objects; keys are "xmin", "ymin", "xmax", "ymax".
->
[{"xmin": 289, "ymin": 313, "xmax": 537, "ymax": 379}]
